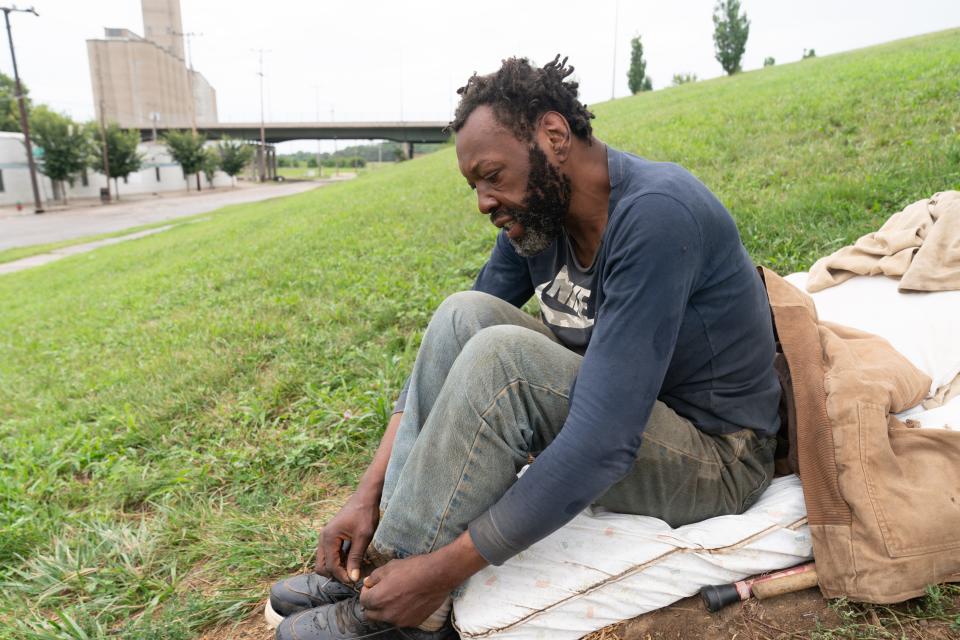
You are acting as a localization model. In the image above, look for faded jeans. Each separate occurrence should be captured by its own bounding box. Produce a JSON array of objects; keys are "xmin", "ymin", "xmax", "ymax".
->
[{"xmin": 371, "ymin": 291, "xmax": 776, "ymax": 561}]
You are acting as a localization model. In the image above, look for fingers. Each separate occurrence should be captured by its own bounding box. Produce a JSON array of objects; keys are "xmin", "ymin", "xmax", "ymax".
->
[
  {"xmin": 346, "ymin": 532, "xmax": 372, "ymax": 583},
  {"xmin": 359, "ymin": 585, "xmax": 383, "ymax": 621},
  {"xmin": 323, "ymin": 534, "xmax": 351, "ymax": 585},
  {"xmin": 314, "ymin": 547, "xmax": 327, "ymax": 575},
  {"xmin": 314, "ymin": 529, "xmax": 329, "ymax": 575},
  {"xmin": 359, "ymin": 569, "xmax": 388, "ymax": 622},
  {"xmin": 362, "ymin": 571, "xmax": 381, "ymax": 589}
]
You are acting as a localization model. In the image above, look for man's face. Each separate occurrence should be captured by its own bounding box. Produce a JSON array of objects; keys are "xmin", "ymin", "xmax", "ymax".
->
[{"xmin": 456, "ymin": 106, "xmax": 571, "ymax": 257}]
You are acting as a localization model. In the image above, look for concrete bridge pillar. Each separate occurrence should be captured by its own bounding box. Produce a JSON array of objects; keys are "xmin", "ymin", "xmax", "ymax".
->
[
  {"xmin": 403, "ymin": 141, "xmax": 415, "ymax": 160},
  {"xmin": 256, "ymin": 144, "xmax": 265, "ymax": 182}
]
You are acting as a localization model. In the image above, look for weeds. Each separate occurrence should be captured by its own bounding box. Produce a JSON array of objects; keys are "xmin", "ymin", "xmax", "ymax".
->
[{"xmin": 812, "ymin": 585, "xmax": 960, "ymax": 639}]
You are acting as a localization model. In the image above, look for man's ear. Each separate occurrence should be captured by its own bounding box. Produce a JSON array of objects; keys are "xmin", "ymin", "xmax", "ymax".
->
[{"xmin": 538, "ymin": 112, "xmax": 571, "ymax": 163}]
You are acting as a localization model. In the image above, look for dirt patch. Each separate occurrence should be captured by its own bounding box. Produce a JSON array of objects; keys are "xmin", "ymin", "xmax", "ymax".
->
[
  {"xmin": 608, "ymin": 588, "xmax": 838, "ymax": 639},
  {"xmin": 198, "ymin": 604, "xmax": 273, "ymax": 640},
  {"xmin": 586, "ymin": 586, "xmax": 960, "ymax": 640}
]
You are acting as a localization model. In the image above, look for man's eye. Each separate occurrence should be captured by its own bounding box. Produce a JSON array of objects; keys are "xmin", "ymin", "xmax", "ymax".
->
[{"xmin": 485, "ymin": 171, "xmax": 500, "ymax": 184}]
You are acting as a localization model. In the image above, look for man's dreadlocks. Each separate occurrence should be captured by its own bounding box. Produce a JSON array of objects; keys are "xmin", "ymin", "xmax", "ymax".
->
[{"xmin": 449, "ymin": 55, "xmax": 595, "ymax": 143}]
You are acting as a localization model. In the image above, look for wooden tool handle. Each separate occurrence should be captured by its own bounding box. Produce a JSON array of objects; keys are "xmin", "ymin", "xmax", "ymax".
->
[{"xmin": 752, "ymin": 567, "xmax": 819, "ymax": 599}]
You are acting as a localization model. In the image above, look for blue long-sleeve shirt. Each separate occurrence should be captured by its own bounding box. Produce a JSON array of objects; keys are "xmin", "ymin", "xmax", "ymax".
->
[{"xmin": 466, "ymin": 147, "xmax": 781, "ymax": 565}]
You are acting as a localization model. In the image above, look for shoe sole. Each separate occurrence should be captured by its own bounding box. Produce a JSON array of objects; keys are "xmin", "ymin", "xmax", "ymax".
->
[{"xmin": 264, "ymin": 598, "xmax": 285, "ymax": 629}]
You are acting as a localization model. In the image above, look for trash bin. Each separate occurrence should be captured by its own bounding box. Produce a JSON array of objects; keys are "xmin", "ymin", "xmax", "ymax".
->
[{"xmin": 99, "ymin": 187, "xmax": 111, "ymax": 203}]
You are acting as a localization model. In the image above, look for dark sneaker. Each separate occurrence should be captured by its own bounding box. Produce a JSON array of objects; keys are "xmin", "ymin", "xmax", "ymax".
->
[
  {"xmin": 275, "ymin": 596, "xmax": 457, "ymax": 640},
  {"xmin": 265, "ymin": 573, "xmax": 359, "ymax": 628}
]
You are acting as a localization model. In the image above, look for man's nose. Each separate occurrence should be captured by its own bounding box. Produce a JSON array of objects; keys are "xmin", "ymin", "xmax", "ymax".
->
[{"xmin": 476, "ymin": 187, "xmax": 499, "ymax": 215}]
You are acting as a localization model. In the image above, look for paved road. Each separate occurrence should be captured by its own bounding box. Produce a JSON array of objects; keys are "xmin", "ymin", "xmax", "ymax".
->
[{"xmin": 0, "ymin": 181, "xmax": 325, "ymax": 251}]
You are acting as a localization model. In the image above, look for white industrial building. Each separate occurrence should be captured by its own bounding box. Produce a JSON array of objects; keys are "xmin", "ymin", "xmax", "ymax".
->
[{"xmin": 0, "ymin": 131, "xmax": 234, "ymax": 207}]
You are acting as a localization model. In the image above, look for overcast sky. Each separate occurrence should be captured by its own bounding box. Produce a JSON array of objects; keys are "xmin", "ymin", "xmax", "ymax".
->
[{"xmin": 5, "ymin": 0, "xmax": 960, "ymax": 153}]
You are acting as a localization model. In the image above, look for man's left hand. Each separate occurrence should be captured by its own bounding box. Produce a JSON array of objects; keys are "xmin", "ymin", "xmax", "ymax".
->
[
  {"xmin": 359, "ymin": 554, "xmax": 451, "ymax": 627},
  {"xmin": 359, "ymin": 531, "xmax": 488, "ymax": 627}
]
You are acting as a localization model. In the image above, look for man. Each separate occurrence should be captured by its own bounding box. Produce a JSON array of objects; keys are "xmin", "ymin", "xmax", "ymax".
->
[{"xmin": 267, "ymin": 55, "xmax": 781, "ymax": 640}]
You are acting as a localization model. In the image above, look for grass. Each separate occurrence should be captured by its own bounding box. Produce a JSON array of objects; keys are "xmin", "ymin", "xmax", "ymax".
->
[
  {"xmin": 1, "ymin": 28, "xmax": 959, "ymax": 638},
  {"xmin": 276, "ymin": 165, "xmax": 360, "ymax": 180},
  {"xmin": 814, "ymin": 585, "xmax": 960, "ymax": 639},
  {"xmin": 277, "ymin": 162, "xmax": 397, "ymax": 181},
  {"xmin": 593, "ymin": 30, "xmax": 960, "ymax": 273}
]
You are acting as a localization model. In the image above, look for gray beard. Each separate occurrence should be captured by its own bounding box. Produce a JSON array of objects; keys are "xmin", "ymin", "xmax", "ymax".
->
[{"xmin": 507, "ymin": 221, "xmax": 556, "ymax": 257}]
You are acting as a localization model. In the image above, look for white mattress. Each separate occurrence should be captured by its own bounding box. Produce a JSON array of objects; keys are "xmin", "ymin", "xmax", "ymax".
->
[
  {"xmin": 453, "ymin": 273, "xmax": 959, "ymax": 639},
  {"xmin": 454, "ymin": 476, "xmax": 810, "ymax": 639}
]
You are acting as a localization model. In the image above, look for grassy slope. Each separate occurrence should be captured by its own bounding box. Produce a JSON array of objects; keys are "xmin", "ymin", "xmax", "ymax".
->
[
  {"xmin": 595, "ymin": 29, "xmax": 960, "ymax": 272},
  {"xmin": 0, "ymin": 30, "xmax": 958, "ymax": 638}
]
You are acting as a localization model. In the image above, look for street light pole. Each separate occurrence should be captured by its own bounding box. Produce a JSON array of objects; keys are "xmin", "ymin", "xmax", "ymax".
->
[
  {"xmin": 252, "ymin": 48, "xmax": 269, "ymax": 182},
  {"xmin": 330, "ymin": 106, "xmax": 338, "ymax": 177},
  {"xmin": 610, "ymin": 0, "xmax": 619, "ymax": 101},
  {"xmin": 313, "ymin": 83, "xmax": 321, "ymax": 178},
  {"xmin": 173, "ymin": 30, "xmax": 202, "ymax": 135},
  {"xmin": 2, "ymin": 5, "xmax": 42, "ymax": 213},
  {"xmin": 93, "ymin": 44, "xmax": 111, "ymax": 203}
]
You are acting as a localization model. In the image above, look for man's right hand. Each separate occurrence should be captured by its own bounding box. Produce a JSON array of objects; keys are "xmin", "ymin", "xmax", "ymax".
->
[
  {"xmin": 314, "ymin": 410, "xmax": 403, "ymax": 584},
  {"xmin": 315, "ymin": 488, "xmax": 380, "ymax": 584}
]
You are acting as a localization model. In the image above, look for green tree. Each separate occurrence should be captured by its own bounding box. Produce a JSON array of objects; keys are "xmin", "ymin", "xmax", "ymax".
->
[
  {"xmin": 30, "ymin": 106, "xmax": 94, "ymax": 204},
  {"xmin": 164, "ymin": 130, "xmax": 207, "ymax": 192},
  {"xmin": 713, "ymin": 0, "xmax": 750, "ymax": 75},
  {"xmin": 102, "ymin": 123, "xmax": 143, "ymax": 200},
  {"xmin": 202, "ymin": 147, "xmax": 219, "ymax": 187},
  {"xmin": 0, "ymin": 72, "xmax": 31, "ymax": 132},
  {"xmin": 671, "ymin": 72, "xmax": 698, "ymax": 86},
  {"xmin": 763, "ymin": 56, "xmax": 776, "ymax": 67},
  {"xmin": 217, "ymin": 138, "xmax": 254, "ymax": 187},
  {"xmin": 627, "ymin": 35, "xmax": 653, "ymax": 94}
]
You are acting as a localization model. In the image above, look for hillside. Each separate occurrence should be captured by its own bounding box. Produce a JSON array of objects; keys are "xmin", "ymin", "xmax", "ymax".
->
[
  {"xmin": 0, "ymin": 29, "xmax": 958, "ymax": 638},
  {"xmin": 593, "ymin": 28, "xmax": 960, "ymax": 272}
]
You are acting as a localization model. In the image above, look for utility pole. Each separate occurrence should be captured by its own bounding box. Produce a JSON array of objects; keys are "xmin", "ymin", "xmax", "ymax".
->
[
  {"xmin": 330, "ymin": 106, "xmax": 338, "ymax": 177},
  {"xmin": 2, "ymin": 5, "xmax": 42, "ymax": 213},
  {"xmin": 252, "ymin": 48, "xmax": 269, "ymax": 182},
  {"xmin": 93, "ymin": 44, "xmax": 111, "ymax": 202},
  {"xmin": 173, "ymin": 31, "xmax": 201, "ymax": 135},
  {"xmin": 610, "ymin": 0, "xmax": 619, "ymax": 100},
  {"xmin": 172, "ymin": 30, "xmax": 203, "ymax": 71},
  {"xmin": 313, "ymin": 83, "xmax": 321, "ymax": 178}
]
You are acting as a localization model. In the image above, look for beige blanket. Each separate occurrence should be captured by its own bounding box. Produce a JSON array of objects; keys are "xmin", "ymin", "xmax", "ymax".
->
[{"xmin": 807, "ymin": 191, "xmax": 960, "ymax": 293}]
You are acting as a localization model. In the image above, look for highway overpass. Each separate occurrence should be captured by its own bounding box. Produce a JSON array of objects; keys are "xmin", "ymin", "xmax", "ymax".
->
[
  {"xmin": 146, "ymin": 120, "xmax": 451, "ymax": 150},
  {"xmin": 143, "ymin": 121, "xmax": 452, "ymax": 179}
]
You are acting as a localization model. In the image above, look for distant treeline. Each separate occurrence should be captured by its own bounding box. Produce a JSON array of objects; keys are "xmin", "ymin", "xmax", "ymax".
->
[{"xmin": 278, "ymin": 141, "xmax": 446, "ymax": 167}]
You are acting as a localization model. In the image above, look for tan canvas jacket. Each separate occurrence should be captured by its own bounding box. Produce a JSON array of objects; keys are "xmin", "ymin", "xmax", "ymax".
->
[{"xmin": 760, "ymin": 267, "xmax": 960, "ymax": 603}]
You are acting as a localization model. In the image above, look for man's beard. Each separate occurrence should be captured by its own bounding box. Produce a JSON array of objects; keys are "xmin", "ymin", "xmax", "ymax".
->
[{"xmin": 500, "ymin": 144, "xmax": 572, "ymax": 257}]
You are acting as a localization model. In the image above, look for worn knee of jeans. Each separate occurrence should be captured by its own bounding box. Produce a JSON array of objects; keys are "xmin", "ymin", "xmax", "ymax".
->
[
  {"xmin": 429, "ymin": 290, "xmax": 513, "ymax": 352},
  {"xmin": 457, "ymin": 325, "xmax": 541, "ymax": 410}
]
